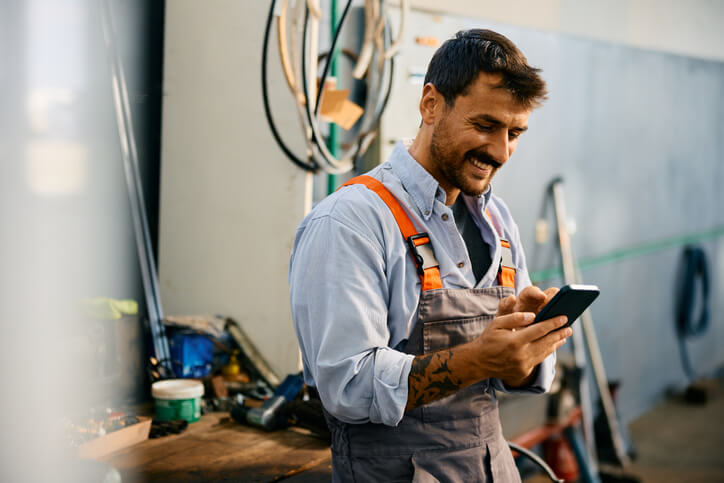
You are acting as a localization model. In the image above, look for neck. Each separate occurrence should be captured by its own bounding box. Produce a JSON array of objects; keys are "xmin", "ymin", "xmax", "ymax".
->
[{"xmin": 408, "ymin": 132, "xmax": 460, "ymax": 206}]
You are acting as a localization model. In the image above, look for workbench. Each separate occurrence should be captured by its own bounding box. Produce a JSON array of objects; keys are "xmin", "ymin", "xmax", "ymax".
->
[
  {"xmin": 102, "ymin": 412, "xmax": 332, "ymax": 482},
  {"xmin": 102, "ymin": 395, "xmax": 570, "ymax": 482}
]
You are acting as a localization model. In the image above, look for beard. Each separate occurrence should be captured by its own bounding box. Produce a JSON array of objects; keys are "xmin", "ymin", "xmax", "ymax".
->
[{"xmin": 429, "ymin": 120, "xmax": 502, "ymax": 198}]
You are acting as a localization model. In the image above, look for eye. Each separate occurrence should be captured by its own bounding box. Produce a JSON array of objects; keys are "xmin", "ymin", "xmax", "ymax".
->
[
  {"xmin": 475, "ymin": 123, "xmax": 493, "ymax": 132},
  {"xmin": 508, "ymin": 130, "xmax": 522, "ymax": 140}
]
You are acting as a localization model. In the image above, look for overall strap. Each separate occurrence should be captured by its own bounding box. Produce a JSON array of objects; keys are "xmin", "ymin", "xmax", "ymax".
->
[
  {"xmin": 485, "ymin": 208, "xmax": 516, "ymax": 289},
  {"xmin": 339, "ymin": 176, "xmax": 442, "ymax": 291}
]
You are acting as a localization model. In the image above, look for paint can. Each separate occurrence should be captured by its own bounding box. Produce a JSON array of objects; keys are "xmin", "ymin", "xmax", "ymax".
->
[{"xmin": 151, "ymin": 379, "xmax": 204, "ymax": 423}]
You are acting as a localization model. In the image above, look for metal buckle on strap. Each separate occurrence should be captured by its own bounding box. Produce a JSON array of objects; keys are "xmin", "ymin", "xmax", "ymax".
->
[
  {"xmin": 406, "ymin": 233, "xmax": 439, "ymax": 277},
  {"xmin": 500, "ymin": 240, "xmax": 514, "ymax": 269}
]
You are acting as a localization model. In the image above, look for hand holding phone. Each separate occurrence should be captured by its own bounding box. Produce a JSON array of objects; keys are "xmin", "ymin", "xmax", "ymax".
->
[{"xmin": 533, "ymin": 284, "xmax": 600, "ymax": 329}]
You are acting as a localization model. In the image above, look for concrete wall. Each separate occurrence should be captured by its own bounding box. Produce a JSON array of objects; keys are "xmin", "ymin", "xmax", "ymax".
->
[
  {"xmin": 399, "ymin": 0, "xmax": 724, "ymax": 62},
  {"xmin": 158, "ymin": 0, "xmax": 723, "ymax": 401},
  {"xmin": 159, "ymin": 1, "xmax": 312, "ymax": 377},
  {"xmin": 378, "ymin": 7, "xmax": 724, "ymax": 425}
]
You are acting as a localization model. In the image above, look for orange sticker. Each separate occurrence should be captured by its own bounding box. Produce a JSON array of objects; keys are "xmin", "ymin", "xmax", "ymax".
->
[
  {"xmin": 415, "ymin": 36, "xmax": 440, "ymax": 47},
  {"xmin": 319, "ymin": 89, "xmax": 364, "ymax": 130}
]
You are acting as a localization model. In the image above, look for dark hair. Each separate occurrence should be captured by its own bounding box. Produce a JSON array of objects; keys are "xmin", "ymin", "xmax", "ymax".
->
[{"xmin": 424, "ymin": 29, "xmax": 547, "ymax": 109}]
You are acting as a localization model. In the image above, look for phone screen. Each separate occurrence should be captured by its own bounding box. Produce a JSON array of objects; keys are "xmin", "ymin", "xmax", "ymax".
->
[{"xmin": 533, "ymin": 284, "xmax": 600, "ymax": 328}]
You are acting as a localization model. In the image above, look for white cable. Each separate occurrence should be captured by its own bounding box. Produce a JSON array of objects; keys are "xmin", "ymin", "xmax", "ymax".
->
[
  {"xmin": 266, "ymin": 0, "xmax": 397, "ymax": 174},
  {"xmin": 373, "ymin": 1, "xmax": 386, "ymax": 72},
  {"xmin": 306, "ymin": 0, "xmax": 322, "ymax": 19},
  {"xmin": 384, "ymin": 0, "xmax": 408, "ymax": 59},
  {"xmin": 352, "ymin": 0, "xmax": 379, "ymax": 79},
  {"xmin": 306, "ymin": 0, "xmax": 321, "ymax": 106},
  {"xmin": 277, "ymin": 0, "xmax": 297, "ymax": 94}
]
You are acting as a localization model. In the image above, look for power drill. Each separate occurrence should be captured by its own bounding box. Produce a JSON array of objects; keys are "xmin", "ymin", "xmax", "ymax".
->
[{"xmin": 231, "ymin": 373, "xmax": 304, "ymax": 430}]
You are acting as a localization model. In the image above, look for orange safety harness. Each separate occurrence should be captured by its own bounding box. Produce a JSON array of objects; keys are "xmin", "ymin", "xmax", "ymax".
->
[
  {"xmin": 340, "ymin": 175, "xmax": 515, "ymax": 291},
  {"xmin": 486, "ymin": 209, "xmax": 516, "ymax": 289}
]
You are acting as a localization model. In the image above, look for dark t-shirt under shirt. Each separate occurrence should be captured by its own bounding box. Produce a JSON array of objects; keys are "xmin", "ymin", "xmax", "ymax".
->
[{"xmin": 451, "ymin": 196, "xmax": 493, "ymax": 284}]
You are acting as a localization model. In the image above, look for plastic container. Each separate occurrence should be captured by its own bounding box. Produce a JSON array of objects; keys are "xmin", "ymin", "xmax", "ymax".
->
[
  {"xmin": 168, "ymin": 330, "xmax": 214, "ymax": 378},
  {"xmin": 152, "ymin": 379, "xmax": 204, "ymax": 423}
]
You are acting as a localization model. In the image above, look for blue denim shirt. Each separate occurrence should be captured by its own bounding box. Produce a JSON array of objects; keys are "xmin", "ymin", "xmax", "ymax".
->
[{"xmin": 289, "ymin": 141, "xmax": 555, "ymax": 426}]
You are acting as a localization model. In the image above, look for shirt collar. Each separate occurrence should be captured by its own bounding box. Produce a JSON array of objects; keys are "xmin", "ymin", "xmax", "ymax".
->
[
  {"xmin": 468, "ymin": 184, "xmax": 493, "ymax": 214},
  {"xmin": 388, "ymin": 141, "xmax": 494, "ymax": 218},
  {"xmin": 388, "ymin": 141, "xmax": 442, "ymax": 220}
]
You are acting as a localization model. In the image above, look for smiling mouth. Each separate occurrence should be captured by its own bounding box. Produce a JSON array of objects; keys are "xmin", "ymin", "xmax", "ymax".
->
[{"xmin": 467, "ymin": 156, "xmax": 496, "ymax": 175}]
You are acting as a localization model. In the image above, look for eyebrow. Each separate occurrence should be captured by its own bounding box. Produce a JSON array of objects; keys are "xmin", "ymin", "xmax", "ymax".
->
[{"xmin": 469, "ymin": 114, "xmax": 528, "ymax": 132}]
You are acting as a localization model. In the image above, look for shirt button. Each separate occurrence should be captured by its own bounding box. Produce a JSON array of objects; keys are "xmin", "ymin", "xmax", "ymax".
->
[
  {"xmin": 457, "ymin": 262, "xmax": 465, "ymax": 268},
  {"xmin": 441, "ymin": 214, "xmax": 449, "ymax": 221},
  {"xmin": 425, "ymin": 210, "xmax": 430, "ymax": 216}
]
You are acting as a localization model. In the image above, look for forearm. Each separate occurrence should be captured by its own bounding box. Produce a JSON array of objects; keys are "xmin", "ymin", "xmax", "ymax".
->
[{"xmin": 405, "ymin": 339, "xmax": 489, "ymax": 411}]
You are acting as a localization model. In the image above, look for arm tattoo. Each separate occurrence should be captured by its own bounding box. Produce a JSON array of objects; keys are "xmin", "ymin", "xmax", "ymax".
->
[{"xmin": 407, "ymin": 349, "xmax": 463, "ymax": 410}]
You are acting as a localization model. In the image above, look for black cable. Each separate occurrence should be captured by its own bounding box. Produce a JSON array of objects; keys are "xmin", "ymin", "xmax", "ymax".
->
[
  {"xmin": 317, "ymin": 48, "xmax": 359, "ymax": 64},
  {"xmin": 316, "ymin": 49, "xmax": 365, "ymax": 142},
  {"xmin": 262, "ymin": 0, "xmax": 317, "ymax": 172},
  {"xmin": 354, "ymin": 21, "xmax": 396, "ymax": 162},
  {"xmin": 508, "ymin": 442, "xmax": 564, "ymax": 483},
  {"xmin": 304, "ymin": 3, "xmax": 396, "ymax": 171},
  {"xmin": 314, "ymin": 0, "xmax": 354, "ymax": 116},
  {"xmin": 302, "ymin": 3, "xmax": 355, "ymax": 173},
  {"xmin": 676, "ymin": 245, "xmax": 711, "ymax": 381},
  {"xmin": 313, "ymin": 44, "xmax": 393, "ymax": 158},
  {"xmin": 377, "ymin": 50, "xmax": 395, "ymax": 124},
  {"xmin": 263, "ymin": 0, "xmax": 396, "ymax": 173}
]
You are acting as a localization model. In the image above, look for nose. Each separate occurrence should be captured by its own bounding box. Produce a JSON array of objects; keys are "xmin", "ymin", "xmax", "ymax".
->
[{"xmin": 487, "ymin": 131, "xmax": 510, "ymax": 166}]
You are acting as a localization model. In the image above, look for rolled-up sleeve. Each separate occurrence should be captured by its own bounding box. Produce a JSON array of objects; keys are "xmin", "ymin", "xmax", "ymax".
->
[
  {"xmin": 489, "ymin": 351, "xmax": 556, "ymax": 394},
  {"xmin": 289, "ymin": 211, "xmax": 414, "ymax": 426}
]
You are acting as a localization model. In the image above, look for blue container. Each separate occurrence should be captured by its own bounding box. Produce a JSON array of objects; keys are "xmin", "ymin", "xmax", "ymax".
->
[{"xmin": 168, "ymin": 331, "xmax": 214, "ymax": 378}]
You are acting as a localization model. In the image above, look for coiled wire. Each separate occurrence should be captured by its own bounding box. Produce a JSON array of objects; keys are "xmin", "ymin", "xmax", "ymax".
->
[{"xmin": 262, "ymin": 0, "xmax": 397, "ymax": 174}]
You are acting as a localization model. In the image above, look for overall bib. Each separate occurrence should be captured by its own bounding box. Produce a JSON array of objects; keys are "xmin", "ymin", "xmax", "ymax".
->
[{"xmin": 325, "ymin": 176, "xmax": 521, "ymax": 482}]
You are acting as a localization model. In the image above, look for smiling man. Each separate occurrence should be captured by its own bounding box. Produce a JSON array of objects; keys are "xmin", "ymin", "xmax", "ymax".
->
[{"xmin": 289, "ymin": 29, "xmax": 570, "ymax": 482}]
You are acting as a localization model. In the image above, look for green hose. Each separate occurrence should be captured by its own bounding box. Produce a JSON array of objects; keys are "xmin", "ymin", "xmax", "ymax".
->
[{"xmin": 327, "ymin": 0, "xmax": 339, "ymax": 194}]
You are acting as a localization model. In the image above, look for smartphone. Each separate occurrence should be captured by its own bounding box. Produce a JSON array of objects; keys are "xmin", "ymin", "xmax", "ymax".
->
[{"xmin": 533, "ymin": 284, "xmax": 600, "ymax": 328}]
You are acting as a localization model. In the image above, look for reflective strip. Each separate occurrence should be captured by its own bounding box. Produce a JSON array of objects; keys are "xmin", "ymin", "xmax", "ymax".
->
[
  {"xmin": 498, "ymin": 240, "xmax": 516, "ymax": 288},
  {"xmin": 339, "ymin": 176, "xmax": 442, "ymax": 291},
  {"xmin": 485, "ymin": 209, "xmax": 517, "ymax": 288}
]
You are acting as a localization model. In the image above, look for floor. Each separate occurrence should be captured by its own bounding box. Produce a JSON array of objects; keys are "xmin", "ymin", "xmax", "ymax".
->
[
  {"xmin": 622, "ymin": 378, "xmax": 724, "ymax": 483},
  {"xmin": 526, "ymin": 377, "xmax": 724, "ymax": 483}
]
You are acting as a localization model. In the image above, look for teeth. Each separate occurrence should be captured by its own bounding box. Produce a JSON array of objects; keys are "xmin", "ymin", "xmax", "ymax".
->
[{"xmin": 469, "ymin": 157, "xmax": 489, "ymax": 170}]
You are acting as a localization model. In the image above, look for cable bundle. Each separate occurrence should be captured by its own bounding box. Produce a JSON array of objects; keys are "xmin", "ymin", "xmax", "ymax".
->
[
  {"xmin": 262, "ymin": 0, "xmax": 408, "ymax": 173},
  {"xmin": 676, "ymin": 245, "xmax": 711, "ymax": 382}
]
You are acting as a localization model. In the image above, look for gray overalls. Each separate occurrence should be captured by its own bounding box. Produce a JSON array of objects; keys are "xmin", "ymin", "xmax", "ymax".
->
[{"xmin": 325, "ymin": 176, "xmax": 521, "ymax": 482}]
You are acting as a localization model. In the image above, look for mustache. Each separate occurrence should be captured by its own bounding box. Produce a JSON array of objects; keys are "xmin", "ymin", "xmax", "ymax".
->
[{"xmin": 465, "ymin": 151, "xmax": 502, "ymax": 169}]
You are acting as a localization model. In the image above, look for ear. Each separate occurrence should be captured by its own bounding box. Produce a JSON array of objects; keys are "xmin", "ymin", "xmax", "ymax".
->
[{"xmin": 419, "ymin": 83, "xmax": 443, "ymax": 125}]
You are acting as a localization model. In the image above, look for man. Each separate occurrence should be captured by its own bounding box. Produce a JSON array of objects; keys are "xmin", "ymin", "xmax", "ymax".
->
[{"xmin": 289, "ymin": 29, "xmax": 571, "ymax": 481}]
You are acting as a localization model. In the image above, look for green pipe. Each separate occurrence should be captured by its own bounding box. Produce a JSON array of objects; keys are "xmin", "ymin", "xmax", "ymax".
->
[
  {"xmin": 530, "ymin": 225, "xmax": 724, "ymax": 283},
  {"xmin": 326, "ymin": 0, "xmax": 339, "ymax": 194}
]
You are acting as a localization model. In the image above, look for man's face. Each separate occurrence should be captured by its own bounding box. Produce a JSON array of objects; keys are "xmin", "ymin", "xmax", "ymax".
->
[{"xmin": 428, "ymin": 72, "xmax": 531, "ymax": 199}]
